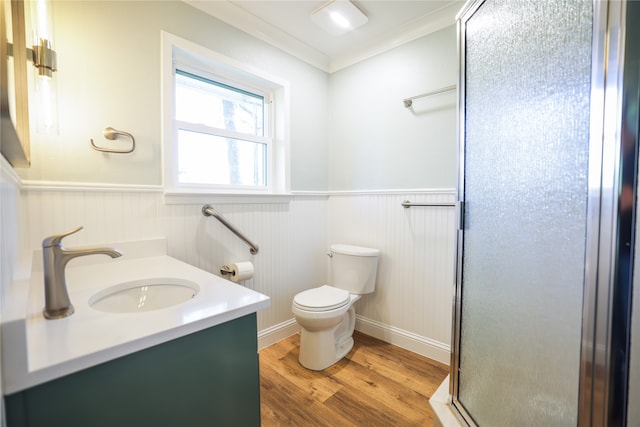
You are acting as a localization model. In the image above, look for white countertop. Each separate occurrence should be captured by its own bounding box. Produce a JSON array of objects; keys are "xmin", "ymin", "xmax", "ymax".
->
[{"xmin": 2, "ymin": 239, "xmax": 270, "ymax": 394}]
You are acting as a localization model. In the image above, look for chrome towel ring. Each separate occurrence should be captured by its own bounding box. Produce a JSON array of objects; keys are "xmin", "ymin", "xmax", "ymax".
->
[{"xmin": 90, "ymin": 127, "xmax": 135, "ymax": 153}]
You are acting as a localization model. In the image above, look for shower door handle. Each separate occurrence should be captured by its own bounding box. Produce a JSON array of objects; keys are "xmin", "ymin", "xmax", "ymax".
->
[{"xmin": 457, "ymin": 201, "xmax": 465, "ymax": 231}]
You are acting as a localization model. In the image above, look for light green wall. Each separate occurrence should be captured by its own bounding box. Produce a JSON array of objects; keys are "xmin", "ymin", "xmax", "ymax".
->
[
  {"xmin": 16, "ymin": 2, "xmax": 457, "ymax": 192},
  {"xmin": 16, "ymin": 1, "xmax": 329, "ymax": 191},
  {"xmin": 328, "ymin": 26, "xmax": 457, "ymax": 191}
]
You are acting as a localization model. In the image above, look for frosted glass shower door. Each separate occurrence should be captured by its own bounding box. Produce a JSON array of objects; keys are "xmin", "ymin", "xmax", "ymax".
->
[{"xmin": 454, "ymin": 0, "xmax": 593, "ymax": 425}]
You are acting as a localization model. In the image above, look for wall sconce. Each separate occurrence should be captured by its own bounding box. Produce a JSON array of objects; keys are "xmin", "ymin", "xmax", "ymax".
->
[
  {"xmin": 29, "ymin": 0, "xmax": 58, "ymax": 134},
  {"xmin": 29, "ymin": 0, "xmax": 56, "ymax": 77},
  {"xmin": 2, "ymin": 0, "xmax": 58, "ymax": 166},
  {"xmin": 31, "ymin": 38, "xmax": 56, "ymax": 78},
  {"xmin": 5, "ymin": 0, "xmax": 59, "ymax": 135}
]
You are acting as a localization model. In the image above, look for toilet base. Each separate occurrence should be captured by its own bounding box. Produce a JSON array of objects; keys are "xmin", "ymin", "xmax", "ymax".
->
[{"xmin": 298, "ymin": 308, "xmax": 356, "ymax": 370}]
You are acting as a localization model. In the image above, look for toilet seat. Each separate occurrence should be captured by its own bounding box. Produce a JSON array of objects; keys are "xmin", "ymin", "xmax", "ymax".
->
[{"xmin": 293, "ymin": 285, "xmax": 350, "ymax": 312}]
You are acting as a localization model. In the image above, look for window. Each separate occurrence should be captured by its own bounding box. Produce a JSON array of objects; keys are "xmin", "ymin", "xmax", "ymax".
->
[
  {"xmin": 162, "ymin": 32, "xmax": 289, "ymax": 197},
  {"xmin": 174, "ymin": 69, "xmax": 270, "ymax": 188}
]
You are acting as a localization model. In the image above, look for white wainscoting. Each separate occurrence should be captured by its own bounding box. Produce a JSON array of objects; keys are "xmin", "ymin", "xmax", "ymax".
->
[
  {"xmin": 0, "ymin": 157, "xmax": 23, "ymax": 415},
  {"xmin": 17, "ymin": 187, "xmax": 456, "ymax": 362},
  {"xmin": 329, "ymin": 190, "xmax": 456, "ymax": 364},
  {"xmin": 1, "ymin": 158, "xmax": 21, "ymax": 288},
  {"xmin": 18, "ymin": 189, "xmax": 329, "ymax": 336}
]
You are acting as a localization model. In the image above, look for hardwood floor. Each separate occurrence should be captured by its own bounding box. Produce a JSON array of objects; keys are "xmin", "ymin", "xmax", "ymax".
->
[{"xmin": 259, "ymin": 331, "xmax": 449, "ymax": 426}]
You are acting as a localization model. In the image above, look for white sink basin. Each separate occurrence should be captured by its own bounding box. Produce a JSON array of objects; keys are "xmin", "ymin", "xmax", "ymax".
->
[{"xmin": 89, "ymin": 278, "xmax": 199, "ymax": 313}]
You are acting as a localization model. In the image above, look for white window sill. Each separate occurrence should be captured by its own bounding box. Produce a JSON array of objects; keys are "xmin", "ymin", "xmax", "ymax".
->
[{"xmin": 163, "ymin": 191, "xmax": 293, "ymax": 205}]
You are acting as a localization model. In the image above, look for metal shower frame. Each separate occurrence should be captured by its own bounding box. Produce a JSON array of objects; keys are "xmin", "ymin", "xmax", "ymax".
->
[{"xmin": 449, "ymin": 1, "xmax": 630, "ymax": 425}]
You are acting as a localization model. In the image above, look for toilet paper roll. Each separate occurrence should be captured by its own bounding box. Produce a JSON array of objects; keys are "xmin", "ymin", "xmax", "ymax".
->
[{"xmin": 229, "ymin": 261, "xmax": 255, "ymax": 282}]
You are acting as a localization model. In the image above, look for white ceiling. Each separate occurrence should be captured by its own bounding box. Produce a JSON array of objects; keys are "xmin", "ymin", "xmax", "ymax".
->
[{"xmin": 184, "ymin": 0, "xmax": 463, "ymax": 72}]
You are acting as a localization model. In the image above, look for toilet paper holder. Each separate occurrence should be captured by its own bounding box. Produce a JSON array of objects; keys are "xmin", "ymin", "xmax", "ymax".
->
[
  {"xmin": 219, "ymin": 261, "xmax": 255, "ymax": 282},
  {"xmin": 220, "ymin": 265, "xmax": 233, "ymax": 275}
]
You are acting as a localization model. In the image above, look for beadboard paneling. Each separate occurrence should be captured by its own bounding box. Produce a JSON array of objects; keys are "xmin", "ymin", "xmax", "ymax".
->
[
  {"xmin": 1, "ymin": 162, "xmax": 21, "ymax": 286},
  {"xmin": 1, "ymin": 159, "xmax": 22, "ymax": 413},
  {"xmin": 18, "ymin": 190, "xmax": 329, "ymax": 333},
  {"xmin": 17, "ymin": 188, "xmax": 456, "ymax": 359},
  {"xmin": 328, "ymin": 191, "xmax": 456, "ymax": 348}
]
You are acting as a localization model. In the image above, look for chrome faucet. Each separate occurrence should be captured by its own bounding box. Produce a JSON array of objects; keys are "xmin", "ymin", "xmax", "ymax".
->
[{"xmin": 42, "ymin": 226, "xmax": 123, "ymax": 319}]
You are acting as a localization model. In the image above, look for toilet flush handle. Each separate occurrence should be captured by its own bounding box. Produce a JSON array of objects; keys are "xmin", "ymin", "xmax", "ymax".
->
[{"xmin": 326, "ymin": 252, "xmax": 333, "ymax": 258}]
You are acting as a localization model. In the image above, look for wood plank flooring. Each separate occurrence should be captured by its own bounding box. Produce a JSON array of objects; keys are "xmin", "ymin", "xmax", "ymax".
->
[{"xmin": 259, "ymin": 331, "xmax": 449, "ymax": 426}]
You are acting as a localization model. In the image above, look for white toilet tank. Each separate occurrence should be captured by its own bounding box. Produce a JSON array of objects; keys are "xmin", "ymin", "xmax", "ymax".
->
[{"xmin": 330, "ymin": 244, "xmax": 380, "ymax": 294}]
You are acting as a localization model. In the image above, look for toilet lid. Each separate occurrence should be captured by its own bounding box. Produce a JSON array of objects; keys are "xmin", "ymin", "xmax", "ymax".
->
[{"xmin": 293, "ymin": 285, "xmax": 350, "ymax": 312}]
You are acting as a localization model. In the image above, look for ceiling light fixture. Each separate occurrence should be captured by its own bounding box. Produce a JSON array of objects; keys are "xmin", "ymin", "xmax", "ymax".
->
[
  {"xmin": 311, "ymin": 1, "xmax": 368, "ymax": 37},
  {"xmin": 330, "ymin": 11, "xmax": 350, "ymax": 29}
]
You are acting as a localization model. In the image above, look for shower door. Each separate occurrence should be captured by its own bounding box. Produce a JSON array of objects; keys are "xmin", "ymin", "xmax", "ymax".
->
[{"xmin": 452, "ymin": 0, "xmax": 595, "ymax": 425}]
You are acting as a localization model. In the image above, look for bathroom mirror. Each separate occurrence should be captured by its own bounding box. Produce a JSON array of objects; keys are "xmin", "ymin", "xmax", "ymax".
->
[{"xmin": 1, "ymin": 0, "xmax": 31, "ymax": 167}]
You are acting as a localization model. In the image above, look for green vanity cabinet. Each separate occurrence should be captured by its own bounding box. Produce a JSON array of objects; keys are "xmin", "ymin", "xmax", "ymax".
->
[{"xmin": 5, "ymin": 313, "xmax": 261, "ymax": 427}]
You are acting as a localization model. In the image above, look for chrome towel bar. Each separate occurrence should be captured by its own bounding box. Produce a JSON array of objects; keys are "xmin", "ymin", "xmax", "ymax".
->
[
  {"xmin": 202, "ymin": 205, "xmax": 259, "ymax": 255},
  {"xmin": 401, "ymin": 200, "xmax": 456, "ymax": 208},
  {"xmin": 403, "ymin": 85, "xmax": 456, "ymax": 108}
]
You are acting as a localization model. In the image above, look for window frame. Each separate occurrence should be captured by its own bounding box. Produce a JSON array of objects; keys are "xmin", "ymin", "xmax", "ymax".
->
[
  {"xmin": 173, "ymin": 65, "xmax": 273, "ymax": 191},
  {"xmin": 161, "ymin": 31, "xmax": 290, "ymax": 201}
]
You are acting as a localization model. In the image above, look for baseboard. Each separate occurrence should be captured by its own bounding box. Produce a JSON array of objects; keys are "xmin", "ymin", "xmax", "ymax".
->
[
  {"xmin": 258, "ymin": 316, "xmax": 451, "ymax": 365},
  {"xmin": 355, "ymin": 315, "xmax": 451, "ymax": 365},
  {"xmin": 257, "ymin": 318, "xmax": 300, "ymax": 350}
]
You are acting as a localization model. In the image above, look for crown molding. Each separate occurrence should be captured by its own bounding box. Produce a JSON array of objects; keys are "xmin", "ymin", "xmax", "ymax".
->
[
  {"xmin": 329, "ymin": 2, "xmax": 461, "ymax": 73},
  {"xmin": 184, "ymin": 0, "xmax": 331, "ymax": 72},
  {"xmin": 184, "ymin": 0, "xmax": 460, "ymax": 74}
]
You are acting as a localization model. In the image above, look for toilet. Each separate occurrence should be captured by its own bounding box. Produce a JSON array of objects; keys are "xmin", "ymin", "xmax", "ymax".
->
[{"xmin": 292, "ymin": 244, "xmax": 380, "ymax": 370}]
